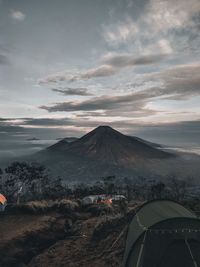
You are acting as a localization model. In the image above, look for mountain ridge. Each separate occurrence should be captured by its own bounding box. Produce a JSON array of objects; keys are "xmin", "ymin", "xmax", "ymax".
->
[
  {"xmin": 46, "ymin": 125, "xmax": 173, "ymax": 165},
  {"xmin": 24, "ymin": 126, "xmax": 185, "ymax": 182}
]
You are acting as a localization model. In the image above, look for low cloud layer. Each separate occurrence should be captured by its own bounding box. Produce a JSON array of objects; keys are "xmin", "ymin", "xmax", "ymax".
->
[{"xmin": 1, "ymin": 117, "xmax": 200, "ymax": 150}]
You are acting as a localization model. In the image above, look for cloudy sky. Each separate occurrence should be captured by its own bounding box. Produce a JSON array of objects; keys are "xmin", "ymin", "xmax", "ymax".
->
[{"xmin": 0, "ymin": 0, "xmax": 200, "ymax": 157}]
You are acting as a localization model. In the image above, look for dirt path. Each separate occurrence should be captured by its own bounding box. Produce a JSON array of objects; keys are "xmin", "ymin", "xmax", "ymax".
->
[
  {"xmin": 0, "ymin": 214, "xmax": 59, "ymax": 241},
  {"xmin": 28, "ymin": 216, "xmax": 126, "ymax": 267},
  {"xmin": 0, "ymin": 212, "xmax": 71, "ymax": 267},
  {"xmin": 0, "ymin": 202, "xmax": 130, "ymax": 267}
]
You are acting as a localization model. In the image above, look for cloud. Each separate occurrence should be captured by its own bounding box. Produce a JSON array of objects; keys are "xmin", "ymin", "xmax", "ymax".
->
[
  {"xmin": 52, "ymin": 88, "xmax": 93, "ymax": 96},
  {"xmin": 39, "ymin": 62, "xmax": 200, "ymax": 116},
  {"xmin": 1, "ymin": 117, "xmax": 200, "ymax": 148},
  {"xmin": 140, "ymin": 62, "xmax": 200, "ymax": 100},
  {"xmin": 64, "ymin": 52, "xmax": 169, "ymax": 81},
  {"xmin": 80, "ymin": 64, "xmax": 119, "ymax": 79},
  {"xmin": 0, "ymin": 54, "xmax": 8, "ymax": 65},
  {"xmin": 39, "ymin": 90, "xmax": 155, "ymax": 119},
  {"xmin": 38, "ymin": 72, "xmax": 78, "ymax": 84},
  {"xmin": 81, "ymin": 52, "xmax": 171, "ymax": 79},
  {"xmin": 11, "ymin": 10, "xmax": 26, "ymax": 21},
  {"xmin": 0, "ymin": 118, "xmax": 85, "ymax": 139},
  {"xmin": 130, "ymin": 120, "xmax": 200, "ymax": 147},
  {"xmin": 146, "ymin": 0, "xmax": 200, "ymax": 33},
  {"xmin": 38, "ymin": 49, "xmax": 170, "ymax": 84},
  {"xmin": 102, "ymin": 0, "xmax": 200, "ymax": 62},
  {"xmin": 102, "ymin": 53, "xmax": 169, "ymax": 68},
  {"xmin": 102, "ymin": 17, "xmax": 138, "ymax": 45}
]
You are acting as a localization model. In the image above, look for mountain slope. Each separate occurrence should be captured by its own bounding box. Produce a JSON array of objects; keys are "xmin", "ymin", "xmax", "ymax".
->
[
  {"xmin": 47, "ymin": 126, "xmax": 172, "ymax": 165},
  {"xmin": 30, "ymin": 126, "xmax": 175, "ymax": 182}
]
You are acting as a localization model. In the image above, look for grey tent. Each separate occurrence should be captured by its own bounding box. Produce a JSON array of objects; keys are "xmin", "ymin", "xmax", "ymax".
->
[{"xmin": 123, "ymin": 200, "xmax": 200, "ymax": 267}]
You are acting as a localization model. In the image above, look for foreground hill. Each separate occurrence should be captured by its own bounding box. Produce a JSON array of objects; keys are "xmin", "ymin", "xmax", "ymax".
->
[
  {"xmin": 0, "ymin": 200, "xmax": 129, "ymax": 266},
  {"xmin": 1, "ymin": 199, "xmax": 199, "ymax": 267},
  {"xmin": 30, "ymin": 126, "xmax": 174, "ymax": 182}
]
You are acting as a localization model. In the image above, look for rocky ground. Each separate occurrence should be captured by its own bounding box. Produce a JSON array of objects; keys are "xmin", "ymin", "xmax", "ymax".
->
[
  {"xmin": 0, "ymin": 200, "xmax": 142, "ymax": 267},
  {"xmin": 1, "ymin": 198, "xmax": 199, "ymax": 267}
]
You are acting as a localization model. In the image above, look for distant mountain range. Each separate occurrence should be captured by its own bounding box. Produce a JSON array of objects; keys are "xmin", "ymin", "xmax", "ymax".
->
[
  {"xmin": 55, "ymin": 137, "xmax": 78, "ymax": 142},
  {"xmin": 29, "ymin": 126, "xmax": 175, "ymax": 183},
  {"xmin": 26, "ymin": 137, "xmax": 40, "ymax": 141}
]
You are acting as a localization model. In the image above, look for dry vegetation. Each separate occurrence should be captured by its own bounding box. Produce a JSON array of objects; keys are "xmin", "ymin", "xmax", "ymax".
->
[
  {"xmin": 0, "ymin": 200, "xmax": 129, "ymax": 267},
  {"xmin": 0, "ymin": 198, "xmax": 199, "ymax": 267}
]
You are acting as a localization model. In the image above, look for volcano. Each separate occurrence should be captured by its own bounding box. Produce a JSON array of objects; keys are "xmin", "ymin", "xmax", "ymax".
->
[
  {"xmin": 29, "ymin": 126, "xmax": 175, "ymax": 181},
  {"xmin": 47, "ymin": 126, "xmax": 173, "ymax": 165}
]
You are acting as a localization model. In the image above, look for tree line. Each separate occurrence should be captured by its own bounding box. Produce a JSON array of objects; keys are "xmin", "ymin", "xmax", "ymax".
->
[{"xmin": 0, "ymin": 161, "xmax": 193, "ymax": 203}]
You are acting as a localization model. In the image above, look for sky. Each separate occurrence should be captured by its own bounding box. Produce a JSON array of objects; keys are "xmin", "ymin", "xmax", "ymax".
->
[{"xmin": 0, "ymin": 0, "xmax": 200, "ymax": 157}]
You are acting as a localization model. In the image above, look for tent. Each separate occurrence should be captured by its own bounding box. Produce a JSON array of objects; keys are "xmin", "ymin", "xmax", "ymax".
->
[
  {"xmin": 123, "ymin": 200, "xmax": 200, "ymax": 267},
  {"xmin": 83, "ymin": 194, "xmax": 126, "ymax": 204},
  {"xmin": 0, "ymin": 193, "xmax": 7, "ymax": 212},
  {"xmin": 83, "ymin": 196, "xmax": 96, "ymax": 204}
]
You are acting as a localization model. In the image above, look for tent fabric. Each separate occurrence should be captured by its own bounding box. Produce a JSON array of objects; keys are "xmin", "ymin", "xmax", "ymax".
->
[
  {"xmin": 83, "ymin": 194, "xmax": 125, "ymax": 203},
  {"xmin": 123, "ymin": 200, "xmax": 200, "ymax": 267},
  {"xmin": 83, "ymin": 196, "xmax": 95, "ymax": 204},
  {"xmin": 0, "ymin": 193, "xmax": 6, "ymax": 205}
]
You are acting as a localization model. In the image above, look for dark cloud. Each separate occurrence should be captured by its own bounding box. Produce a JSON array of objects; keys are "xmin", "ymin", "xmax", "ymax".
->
[
  {"xmin": 0, "ymin": 118, "xmax": 85, "ymax": 141},
  {"xmin": 23, "ymin": 118, "xmax": 73, "ymax": 127},
  {"xmin": 130, "ymin": 120, "xmax": 200, "ymax": 147},
  {"xmin": 140, "ymin": 62, "xmax": 200, "ymax": 100},
  {"xmin": 76, "ymin": 52, "xmax": 169, "ymax": 80},
  {"xmin": 39, "ymin": 91, "xmax": 150, "ymax": 113},
  {"xmin": 52, "ymin": 87, "xmax": 93, "ymax": 96},
  {"xmin": 102, "ymin": 53, "xmax": 169, "ymax": 68},
  {"xmin": 40, "ymin": 62, "xmax": 200, "ymax": 115}
]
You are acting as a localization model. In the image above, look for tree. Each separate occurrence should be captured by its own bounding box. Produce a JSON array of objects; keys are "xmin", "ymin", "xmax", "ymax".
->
[
  {"xmin": 150, "ymin": 182, "xmax": 165, "ymax": 199},
  {"xmin": 4, "ymin": 161, "xmax": 50, "ymax": 201},
  {"xmin": 168, "ymin": 175, "xmax": 188, "ymax": 201},
  {"xmin": 123, "ymin": 177, "xmax": 135, "ymax": 202},
  {"xmin": 103, "ymin": 175, "xmax": 116, "ymax": 196}
]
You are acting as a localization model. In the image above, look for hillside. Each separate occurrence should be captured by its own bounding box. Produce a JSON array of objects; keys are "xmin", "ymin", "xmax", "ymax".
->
[{"xmin": 0, "ymin": 200, "xmax": 129, "ymax": 266}]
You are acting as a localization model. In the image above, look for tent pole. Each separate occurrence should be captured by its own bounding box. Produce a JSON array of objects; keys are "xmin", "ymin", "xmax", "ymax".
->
[
  {"xmin": 185, "ymin": 239, "xmax": 198, "ymax": 267},
  {"xmin": 136, "ymin": 230, "xmax": 147, "ymax": 267}
]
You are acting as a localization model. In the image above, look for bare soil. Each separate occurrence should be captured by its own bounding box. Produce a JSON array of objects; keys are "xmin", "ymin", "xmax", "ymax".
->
[{"xmin": 0, "ymin": 203, "xmax": 131, "ymax": 267}]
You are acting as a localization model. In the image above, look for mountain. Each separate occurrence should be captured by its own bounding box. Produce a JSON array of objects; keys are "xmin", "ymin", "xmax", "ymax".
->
[
  {"xmin": 4, "ymin": 126, "xmax": 200, "ymax": 184},
  {"xmin": 26, "ymin": 137, "xmax": 40, "ymax": 141},
  {"xmin": 55, "ymin": 137, "xmax": 78, "ymax": 142},
  {"xmin": 47, "ymin": 125, "xmax": 172, "ymax": 165},
  {"xmin": 131, "ymin": 136, "xmax": 162, "ymax": 148},
  {"xmin": 26, "ymin": 126, "xmax": 176, "ymax": 182}
]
